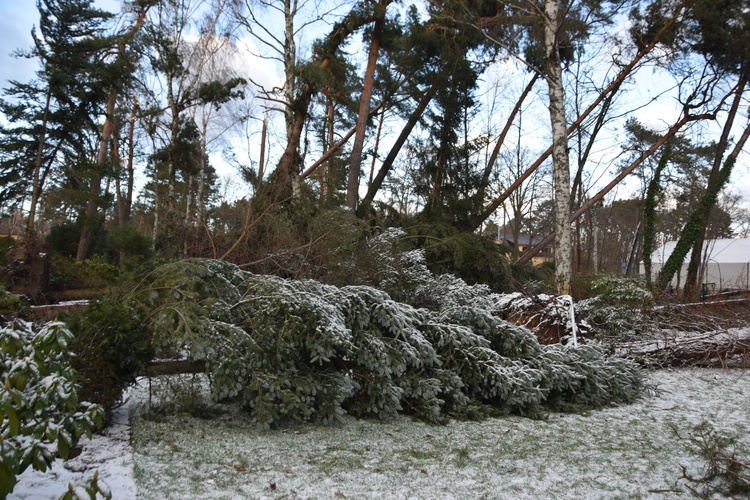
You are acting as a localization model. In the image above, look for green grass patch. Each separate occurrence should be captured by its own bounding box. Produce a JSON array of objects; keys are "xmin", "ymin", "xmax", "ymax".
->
[{"xmin": 130, "ymin": 368, "xmax": 750, "ymax": 499}]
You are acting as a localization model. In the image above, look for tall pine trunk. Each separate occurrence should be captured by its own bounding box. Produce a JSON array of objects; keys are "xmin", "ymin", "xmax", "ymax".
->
[
  {"xmin": 642, "ymin": 146, "xmax": 670, "ymax": 289},
  {"xmin": 346, "ymin": 6, "xmax": 387, "ymax": 211},
  {"xmin": 27, "ymin": 88, "xmax": 52, "ymax": 235},
  {"xmin": 683, "ymin": 73, "xmax": 748, "ymax": 299},
  {"xmin": 77, "ymin": 89, "xmax": 117, "ymax": 261},
  {"xmin": 656, "ymin": 121, "xmax": 750, "ymax": 293},
  {"xmin": 363, "ymin": 84, "xmax": 439, "ymax": 205}
]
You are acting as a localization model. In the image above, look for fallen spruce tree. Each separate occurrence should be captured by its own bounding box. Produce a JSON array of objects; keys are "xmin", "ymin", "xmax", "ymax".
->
[{"xmin": 82, "ymin": 258, "xmax": 642, "ymax": 427}]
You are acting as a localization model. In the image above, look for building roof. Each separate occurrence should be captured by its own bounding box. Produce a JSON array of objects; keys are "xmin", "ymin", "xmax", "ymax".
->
[{"xmin": 499, "ymin": 233, "xmax": 549, "ymax": 247}]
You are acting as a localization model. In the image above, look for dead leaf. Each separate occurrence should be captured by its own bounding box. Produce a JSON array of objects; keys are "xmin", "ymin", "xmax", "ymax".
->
[
  {"xmin": 282, "ymin": 468, "xmax": 293, "ymax": 474},
  {"xmin": 421, "ymin": 469, "xmax": 428, "ymax": 475},
  {"xmin": 335, "ymin": 491, "xmax": 345, "ymax": 497},
  {"xmin": 270, "ymin": 482, "xmax": 277, "ymax": 490},
  {"xmin": 233, "ymin": 464, "xmax": 246, "ymax": 472}
]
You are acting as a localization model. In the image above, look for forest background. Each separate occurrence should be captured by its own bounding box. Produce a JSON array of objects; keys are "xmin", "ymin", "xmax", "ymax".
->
[{"xmin": 1, "ymin": 0, "xmax": 749, "ymax": 299}]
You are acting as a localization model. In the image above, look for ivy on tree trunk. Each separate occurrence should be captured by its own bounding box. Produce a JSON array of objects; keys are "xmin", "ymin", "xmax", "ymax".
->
[
  {"xmin": 655, "ymin": 154, "xmax": 737, "ymax": 293},
  {"xmin": 642, "ymin": 146, "xmax": 670, "ymax": 289}
]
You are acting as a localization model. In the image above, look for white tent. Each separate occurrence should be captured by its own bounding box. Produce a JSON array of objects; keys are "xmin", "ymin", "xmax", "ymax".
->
[{"xmin": 641, "ymin": 238, "xmax": 750, "ymax": 291}]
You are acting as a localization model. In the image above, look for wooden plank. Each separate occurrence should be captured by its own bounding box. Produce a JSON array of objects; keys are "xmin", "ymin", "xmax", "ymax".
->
[{"xmin": 145, "ymin": 360, "xmax": 206, "ymax": 376}]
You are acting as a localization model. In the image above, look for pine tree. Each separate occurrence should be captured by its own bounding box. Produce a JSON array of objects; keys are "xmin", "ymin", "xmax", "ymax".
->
[{"xmin": 0, "ymin": 0, "xmax": 115, "ymax": 235}]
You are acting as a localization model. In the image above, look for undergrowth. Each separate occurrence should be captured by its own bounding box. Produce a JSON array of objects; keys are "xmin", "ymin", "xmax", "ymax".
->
[{"xmin": 672, "ymin": 421, "xmax": 750, "ymax": 498}]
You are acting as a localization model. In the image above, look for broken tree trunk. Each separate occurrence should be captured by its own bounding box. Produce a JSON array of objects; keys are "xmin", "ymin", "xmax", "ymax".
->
[{"xmin": 619, "ymin": 328, "xmax": 750, "ymax": 368}]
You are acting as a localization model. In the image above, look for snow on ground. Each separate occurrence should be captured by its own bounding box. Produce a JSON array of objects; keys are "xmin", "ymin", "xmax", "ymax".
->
[
  {"xmin": 9, "ymin": 395, "xmax": 138, "ymax": 499},
  {"xmin": 10, "ymin": 368, "xmax": 750, "ymax": 499}
]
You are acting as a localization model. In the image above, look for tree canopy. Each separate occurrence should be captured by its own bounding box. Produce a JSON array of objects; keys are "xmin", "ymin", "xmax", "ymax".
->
[{"xmin": 0, "ymin": 0, "xmax": 747, "ymax": 296}]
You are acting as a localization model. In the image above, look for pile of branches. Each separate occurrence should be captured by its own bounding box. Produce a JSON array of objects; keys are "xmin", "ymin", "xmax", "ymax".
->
[{"xmin": 618, "ymin": 327, "xmax": 750, "ymax": 367}]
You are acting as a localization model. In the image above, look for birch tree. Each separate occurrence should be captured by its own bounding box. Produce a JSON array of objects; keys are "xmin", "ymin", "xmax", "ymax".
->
[
  {"xmin": 140, "ymin": 0, "xmax": 244, "ymax": 254},
  {"xmin": 541, "ymin": 0, "xmax": 573, "ymax": 295}
]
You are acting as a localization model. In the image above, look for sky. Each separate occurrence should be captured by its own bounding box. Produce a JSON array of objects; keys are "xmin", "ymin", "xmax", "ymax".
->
[
  {"xmin": 0, "ymin": 1, "xmax": 43, "ymax": 88},
  {"xmin": 1, "ymin": 1, "xmax": 749, "ymax": 224},
  {"xmin": 0, "ymin": 1, "xmax": 122, "ymax": 85}
]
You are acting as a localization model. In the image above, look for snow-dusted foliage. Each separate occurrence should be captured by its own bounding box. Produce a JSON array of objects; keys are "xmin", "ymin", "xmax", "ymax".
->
[
  {"xmin": 127, "ymin": 259, "xmax": 642, "ymax": 427},
  {"xmin": 577, "ymin": 275, "xmax": 652, "ymax": 339},
  {"xmin": 367, "ymin": 228, "xmax": 496, "ymax": 312},
  {"xmin": 0, "ymin": 321, "xmax": 104, "ymax": 497}
]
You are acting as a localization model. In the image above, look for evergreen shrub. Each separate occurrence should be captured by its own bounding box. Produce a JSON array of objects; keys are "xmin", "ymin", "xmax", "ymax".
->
[
  {"xmin": 50, "ymin": 254, "xmax": 120, "ymax": 289},
  {"xmin": 0, "ymin": 236, "xmax": 14, "ymax": 262},
  {"xmin": 66, "ymin": 297, "xmax": 152, "ymax": 414},
  {"xmin": 405, "ymin": 222, "xmax": 511, "ymax": 292},
  {"xmin": 46, "ymin": 222, "xmax": 82, "ymax": 258},
  {"xmin": 0, "ymin": 289, "xmax": 31, "ymax": 321},
  {"xmin": 47, "ymin": 221, "xmax": 108, "ymax": 259},
  {"xmin": 107, "ymin": 224, "xmax": 153, "ymax": 270},
  {"xmin": 577, "ymin": 275, "xmax": 652, "ymax": 339},
  {"xmin": 0, "ymin": 321, "xmax": 104, "ymax": 497}
]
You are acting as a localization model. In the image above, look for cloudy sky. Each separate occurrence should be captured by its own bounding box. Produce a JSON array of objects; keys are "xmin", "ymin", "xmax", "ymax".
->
[
  {"xmin": 0, "ymin": 1, "xmax": 40, "ymax": 88},
  {"xmin": 0, "ymin": 0, "xmax": 122, "ymax": 92},
  {"xmin": 1, "ymin": 1, "xmax": 748, "ymax": 217}
]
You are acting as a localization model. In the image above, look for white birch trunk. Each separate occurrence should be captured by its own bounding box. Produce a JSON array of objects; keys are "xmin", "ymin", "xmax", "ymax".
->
[
  {"xmin": 543, "ymin": 0, "xmax": 573, "ymax": 295},
  {"xmin": 283, "ymin": 0, "xmax": 297, "ymax": 141}
]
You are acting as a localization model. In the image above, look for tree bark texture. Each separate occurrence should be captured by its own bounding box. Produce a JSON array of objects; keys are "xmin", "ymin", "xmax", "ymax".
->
[
  {"xmin": 619, "ymin": 327, "xmax": 750, "ymax": 368},
  {"xmin": 543, "ymin": 0, "xmax": 573, "ymax": 295},
  {"xmin": 363, "ymin": 84, "xmax": 439, "ymax": 204},
  {"xmin": 656, "ymin": 121, "xmax": 750, "ymax": 292},
  {"xmin": 684, "ymin": 73, "xmax": 748, "ymax": 298},
  {"xmin": 77, "ymin": 89, "xmax": 117, "ymax": 261},
  {"xmin": 346, "ymin": 5, "xmax": 387, "ymax": 210},
  {"xmin": 27, "ymin": 88, "xmax": 52, "ymax": 235}
]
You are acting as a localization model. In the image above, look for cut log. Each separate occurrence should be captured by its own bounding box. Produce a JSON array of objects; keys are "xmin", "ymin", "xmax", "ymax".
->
[{"xmin": 618, "ymin": 328, "xmax": 750, "ymax": 367}]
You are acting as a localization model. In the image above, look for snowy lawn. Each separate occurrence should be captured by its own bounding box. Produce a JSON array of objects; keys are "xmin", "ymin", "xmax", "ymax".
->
[
  {"xmin": 130, "ymin": 368, "xmax": 750, "ymax": 499},
  {"xmin": 10, "ymin": 367, "xmax": 750, "ymax": 499}
]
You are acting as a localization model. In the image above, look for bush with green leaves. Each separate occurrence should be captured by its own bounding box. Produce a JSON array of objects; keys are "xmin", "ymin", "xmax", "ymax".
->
[
  {"xmin": 576, "ymin": 275, "xmax": 653, "ymax": 339},
  {"xmin": 120, "ymin": 258, "xmax": 642, "ymax": 427},
  {"xmin": 47, "ymin": 221, "xmax": 107, "ymax": 259},
  {"xmin": 106, "ymin": 224, "xmax": 153, "ymax": 270},
  {"xmin": 50, "ymin": 254, "xmax": 120, "ymax": 289},
  {"xmin": 66, "ymin": 298, "xmax": 152, "ymax": 414},
  {"xmin": 0, "ymin": 321, "xmax": 104, "ymax": 497},
  {"xmin": 0, "ymin": 236, "xmax": 15, "ymax": 263},
  {"xmin": 0, "ymin": 289, "xmax": 31, "ymax": 321}
]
